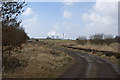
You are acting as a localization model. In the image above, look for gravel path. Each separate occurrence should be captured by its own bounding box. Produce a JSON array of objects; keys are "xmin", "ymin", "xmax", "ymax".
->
[{"xmin": 49, "ymin": 46, "xmax": 119, "ymax": 78}]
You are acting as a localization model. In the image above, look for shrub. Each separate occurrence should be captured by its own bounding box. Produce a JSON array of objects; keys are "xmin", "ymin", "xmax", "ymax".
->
[
  {"xmin": 3, "ymin": 56, "xmax": 21, "ymax": 71},
  {"xmin": 89, "ymin": 39, "xmax": 104, "ymax": 45}
]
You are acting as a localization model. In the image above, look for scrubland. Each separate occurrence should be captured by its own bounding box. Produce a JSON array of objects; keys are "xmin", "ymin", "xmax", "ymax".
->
[
  {"xmin": 2, "ymin": 39, "xmax": 120, "ymax": 78},
  {"xmin": 38, "ymin": 39, "xmax": 119, "ymax": 65},
  {"xmin": 2, "ymin": 43, "xmax": 73, "ymax": 78}
]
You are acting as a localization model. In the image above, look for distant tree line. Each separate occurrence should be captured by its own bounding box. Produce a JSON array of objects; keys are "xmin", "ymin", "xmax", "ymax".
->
[{"xmin": 76, "ymin": 33, "xmax": 120, "ymax": 45}]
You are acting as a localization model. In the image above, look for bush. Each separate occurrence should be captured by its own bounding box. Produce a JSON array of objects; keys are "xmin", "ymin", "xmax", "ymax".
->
[
  {"xmin": 89, "ymin": 39, "xmax": 105, "ymax": 45},
  {"xmin": 89, "ymin": 33, "xmax": 115, "ymax": 45},
  {"xmin": 104, "ymin": 38, "xmax": 115, "ymax": 46},
  {"xmin": 77, "ymin": 40, "xmax": 87, "ymax": 45},
  {"xmin": 3, "ymin": 56, "xmax": 21, "ymax": 71}
]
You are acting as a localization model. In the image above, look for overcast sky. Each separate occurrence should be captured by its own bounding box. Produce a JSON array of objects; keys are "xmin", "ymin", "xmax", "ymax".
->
[{"xmin": 21, "ymin": 1, "xmax": 118, "ymax": 39}]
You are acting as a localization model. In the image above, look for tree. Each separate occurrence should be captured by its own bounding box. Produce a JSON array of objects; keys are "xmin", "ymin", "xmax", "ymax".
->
[
  {"xmin": 89, "ymin": 33, "xmax": 105, "ymax": 45},
  {"xmin": 1, "ymin": 1, "xmax": 28, "ymax": 55},
  {"xmin": 89, "ymin": 33, "xmax": 104, "ymax": 40}
]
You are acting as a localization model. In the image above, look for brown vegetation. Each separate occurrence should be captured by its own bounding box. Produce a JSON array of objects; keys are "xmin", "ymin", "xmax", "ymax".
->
[{"xmin": 2, "ymin": 43, "xmax": 73, "ymax": 78}]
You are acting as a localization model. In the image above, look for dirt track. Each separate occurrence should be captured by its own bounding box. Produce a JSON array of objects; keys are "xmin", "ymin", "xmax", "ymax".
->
[{"xmin": 49, "ymin": 46, "xmax": 119, "ymax": 78}]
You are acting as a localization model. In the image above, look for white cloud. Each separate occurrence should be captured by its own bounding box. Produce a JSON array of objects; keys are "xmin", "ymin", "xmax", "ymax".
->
[
  {"xmin": 63, "ymin": 10, "xmax": 72, "ymax": 19},
  {"xmin": 93, "ymin": 2, "xmax": 118, "ymax": 17},
  {"xmin": 95, "ymin": 0, "xmax": 119, "ymax": 2},
  {"xmin": 23, "ymin": 8, "xmax": 34, "ymax": 16},
  {"xmin": 82, "ymin": 2, "xmax": 118, "ymax": 37},
  {"xmin": 62, "ymin": 2, "xmax": 73, "ymax": 6},
  {"xmin": 47, "ymin": 31, "xmax": 64, "ymax": 38},
  {"xmin": 22, "ymin": 8, "xmax": 41, "ymax": 38},
  {"xmin": 22, "ymin": 15, "xmax": 39, "ymax": 28},
  {"xmin": 82, "ymin": 12, "xmax": 102, "ymax": 22}
]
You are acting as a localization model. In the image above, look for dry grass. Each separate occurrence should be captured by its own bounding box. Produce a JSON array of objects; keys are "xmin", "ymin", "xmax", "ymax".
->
[
  {"xmin": 72, "ymin": 42, "xmax": 119, "ymax": 53},
  {"xmin": 35, "ymin": 39, "xmax": 119, "ymax": 65},
  {"xmin": 38, "ymin": 39, "xmax": 76, "ymax": 47},
  {"xmin": 70, "ymin": 48, "xmax": 118, "ymax": 65},
  {"xmin": 52, "ymin": 40, "xmax": 119, "ymax": 65},
  {"xmin": 2, "ymin": 43, "xmax": 73, "ymax": 78},
  {"xmin": 49, "ymin": 39, "xmax": 119, "ymax": 53}
]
